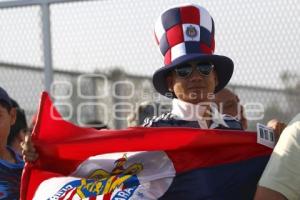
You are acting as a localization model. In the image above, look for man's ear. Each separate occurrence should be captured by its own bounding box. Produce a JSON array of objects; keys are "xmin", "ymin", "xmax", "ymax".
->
[
  {"xmin": 9, "ymin": 108, "xmax": 17, "ymax": 126},
  {"xmin": 166, "ymin": 74, "xmax": 174, "ymax": 92},
  {"xmin": 213, "ymin": 70, "xmax": 219, "ymax": 87}
]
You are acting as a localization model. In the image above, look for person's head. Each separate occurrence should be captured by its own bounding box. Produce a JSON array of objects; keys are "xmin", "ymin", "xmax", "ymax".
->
[
  {"xmin": 166, "ymin": 61, "xmax": 218, "ymax": 104},
  {"xmin": 0, "ymin": 87, "xmax": 17, "ymax": 145},
  {"xmin": 152, "ymin": 4, "xmax": 234, "ymax": 104},
  {"xmin": 127, "ymin": 101, "xmax": 161, "ymax": 126},
  {"xmin": 215, "ymin": 88, "xmax": 248, "ymax": 129},
  {"xmin": 7, "ymin": 98, "xmax": 28, "ymax": 154}
]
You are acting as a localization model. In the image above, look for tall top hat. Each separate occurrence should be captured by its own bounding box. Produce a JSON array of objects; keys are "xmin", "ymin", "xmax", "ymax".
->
[{"xmin": 153, "ymin": 3, "xmax": 234, "ymax": 98}]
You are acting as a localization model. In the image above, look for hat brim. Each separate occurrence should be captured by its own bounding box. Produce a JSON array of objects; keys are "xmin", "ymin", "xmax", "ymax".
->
[{"xmin": 152, "ymin": 54, "xmax": 234, "ymax": 98}]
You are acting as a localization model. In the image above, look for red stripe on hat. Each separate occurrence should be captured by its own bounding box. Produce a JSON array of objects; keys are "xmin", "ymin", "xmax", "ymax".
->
[
  {"xmin": 200, "ymin": 43, "xmax": 213, "ymax": 54},
  {"xmin": 180, "ymin": 6, "xmax": 200, "ymax": 24},
  {"xmin": 166, "ymin": 24, "xmax": 184, "ymax": 47},
  {"xmin": 164, "ymin": 49, "xmax": 172, "ymax": 65},
  {"xmin": 154, "ymin": 32, "xmax": 159, "ymax": 45},
  {"xmin": 210, "ymin": 36, "xmax": 215, "ymax": 53}
]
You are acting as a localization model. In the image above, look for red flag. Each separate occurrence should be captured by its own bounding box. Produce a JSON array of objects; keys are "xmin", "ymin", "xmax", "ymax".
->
[{"xmin": 20, "ymin": 92, "xmax": 272, "ymax": 200}]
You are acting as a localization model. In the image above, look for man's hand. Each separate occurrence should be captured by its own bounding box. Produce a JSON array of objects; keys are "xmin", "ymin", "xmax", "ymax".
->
[
  {"xmin": 21, "ymin": 135, "xmax": 39, "ymax": 162},
  {"xmin": 267, "ymin": 119, "xmax": 287, "ymax": 143},
  {"xmin": 255, "ymin": 186, "xmax": 287, "ymax": 200}
]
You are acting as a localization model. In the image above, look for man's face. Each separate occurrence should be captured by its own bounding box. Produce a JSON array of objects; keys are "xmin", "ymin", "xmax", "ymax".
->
[
  {"xmin": 167, "ymin": 61, "xmax": 218, "ymax": 104},
  {"xmin": 215, "ymin": 89, "xmax": 248, "ymax": 129},
  {"xmin": 215, "ymin": 89, "xmax": 239, "ymax": 117},
  {"xmin": 0, "ymin": 105, "xmax": 16, "ymax": 144}
]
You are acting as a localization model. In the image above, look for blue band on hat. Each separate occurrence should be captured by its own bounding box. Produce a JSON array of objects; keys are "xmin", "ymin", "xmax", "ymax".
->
[
  {"xmin": 159, "ymin": 33, "xmax": 170, "ymax": 55},
  {"xmin": 162, "ymin": 8, "xmax": 181, "ymax": 30}
]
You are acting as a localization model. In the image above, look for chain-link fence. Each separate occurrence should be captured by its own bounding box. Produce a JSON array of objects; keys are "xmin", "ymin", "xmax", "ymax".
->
[{"xmin": 0, "ymin": 0, "xmax": 299, "ymax": 130}]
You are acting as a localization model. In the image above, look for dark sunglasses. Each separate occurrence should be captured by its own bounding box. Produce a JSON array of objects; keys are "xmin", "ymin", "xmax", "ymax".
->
[{"xmin": 175, "ymin": 63, "xmax": 214, "ymax": 78}]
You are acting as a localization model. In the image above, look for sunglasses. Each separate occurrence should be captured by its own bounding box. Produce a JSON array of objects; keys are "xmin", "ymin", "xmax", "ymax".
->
[{"xmin": 174, "ymin": 63, "xmax": 214, "ymax": 78}]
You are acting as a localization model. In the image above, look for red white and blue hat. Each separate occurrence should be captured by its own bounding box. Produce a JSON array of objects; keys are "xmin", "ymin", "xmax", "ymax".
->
[{"xmin": 153, "ymin": 3, "xmax": 234, "ymax": 97}]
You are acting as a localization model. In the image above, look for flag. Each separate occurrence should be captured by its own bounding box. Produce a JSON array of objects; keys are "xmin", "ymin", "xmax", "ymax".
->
[{"xmin": 20, "ymin": 92, "xmax": 272, "ymax": 200}]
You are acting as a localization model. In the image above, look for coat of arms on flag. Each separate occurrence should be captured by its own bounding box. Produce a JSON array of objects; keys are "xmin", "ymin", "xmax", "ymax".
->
[
  {"xmin": 33, "ymin": 152, "xmax": 175, "ymax": 200},
  {"xmin": 20, "ymin": 92, "xmax": 272, "ymax": 200}
]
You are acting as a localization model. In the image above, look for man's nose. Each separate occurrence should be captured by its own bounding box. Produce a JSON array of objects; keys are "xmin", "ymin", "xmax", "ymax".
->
[{"xmin": 189, "ymin": 69, "xmax": 203, "ymax": 81}]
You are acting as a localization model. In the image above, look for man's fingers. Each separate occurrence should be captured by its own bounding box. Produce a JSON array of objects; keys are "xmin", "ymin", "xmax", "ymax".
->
[
  {"xmin": 23, "ymin": 154, "xmax": 38, "ymax": 162},
  {"xmin": 21, "ymin": 141, "xmax": 36, "ymax": 152},
  {"xmin": 24, "ymin": 134, "xmax": 31, "ymax": 143},
  {"xmin": 21, "ymin": 134, "xmax": 39, "ymax": 162},
  {"xmin": 22, "ymin": 149, "xmax": 39, "ymax": 162}
]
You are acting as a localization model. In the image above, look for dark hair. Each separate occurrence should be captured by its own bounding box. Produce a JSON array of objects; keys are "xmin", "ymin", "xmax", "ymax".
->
[
  {"xmin": 84, "ymin": 120, "xmax": 108, "ymax": 130},
  {"xmin": 10, "ymin": 98, "xmax": 20, "ymax": 108},
  {"xmin": 7, "ymin": 108, "xmax": 28, "ymax": 145},
  {"xmin": 137, "ymin": 103, "xmax": 159, "ymax": 125},
  {"xmin": 0, "ymin": 100, "xmax": 12, "ymax": 112}
]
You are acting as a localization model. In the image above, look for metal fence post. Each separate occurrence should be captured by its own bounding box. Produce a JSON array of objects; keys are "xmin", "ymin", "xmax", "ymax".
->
[{"xmin": 41, "ymin": 2, "xmax": 53, "ymax": 93}]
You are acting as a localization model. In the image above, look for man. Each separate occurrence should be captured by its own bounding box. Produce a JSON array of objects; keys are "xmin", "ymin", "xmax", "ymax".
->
[
  {"xmin": 7, "ymin": 99, "xmax": 29, "ymax": 155},
  {"xmin": 140, "ymin": 4, "xmax": 268, "ymax": 200},
  {"xmin": 127, "ymin": 101, "xmax": 166, "ymax": 127},
  {"xmin": 267, "ymin": 118, "xmax": 287, "ymax": 142},
  {"xmin": 215, "ymin": 88, "xmax": 248, "ymax": 129},
  {"xmin": 143, "ymin": 4, "xmax": 242, "ymax": 130},
  {"xmin": 255, "ymin": 114, "xmax": 300, "ymax": 200},
  {"xmin": 23, "ymin": 3, "xmax": 241, "ymax": 159},
  {"xmin": 0, "ymin": 87, "xmax": 24, "ymax": 200}
]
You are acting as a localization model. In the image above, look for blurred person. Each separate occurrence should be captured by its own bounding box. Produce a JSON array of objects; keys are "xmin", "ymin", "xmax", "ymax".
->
[
  {"xmin": 0, "ymin": 87, "xmax": 24, "ymax": 200},
  {"xmin": 7, "ymin": 98, "xmax": 29, "ymax": 155},
  {"xmin": 267, "ymin": 118, "xmax": 287, "ymax": 143},
  {"xmin": 215, "ymin": 88, "xmax": 248, "ymax": 129},
  {"xmin": 255, "ymin": 113, "xmax": 300, "ymax": 200},
  {"xmin": 127, "ymin": 101, "xmax": 161, "ymax": 127},
  {"xmin": 215, "ymin": 88, "xmax": 285, "ymax": 133}
]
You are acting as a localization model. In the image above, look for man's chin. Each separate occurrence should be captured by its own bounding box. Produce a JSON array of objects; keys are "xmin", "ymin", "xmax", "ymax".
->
[
  {"xmin": 186, "ymin": 96, "xmax": 211, "ymax": 104},
  {"xmin": 176, "ymin": 91, "xmax": 213, "ymax": 103}
]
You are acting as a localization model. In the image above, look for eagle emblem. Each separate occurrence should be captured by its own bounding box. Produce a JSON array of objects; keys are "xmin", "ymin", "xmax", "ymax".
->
[{"xmin": 186, "ymin": 25, "xmax": 198, "ymax": 39}]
